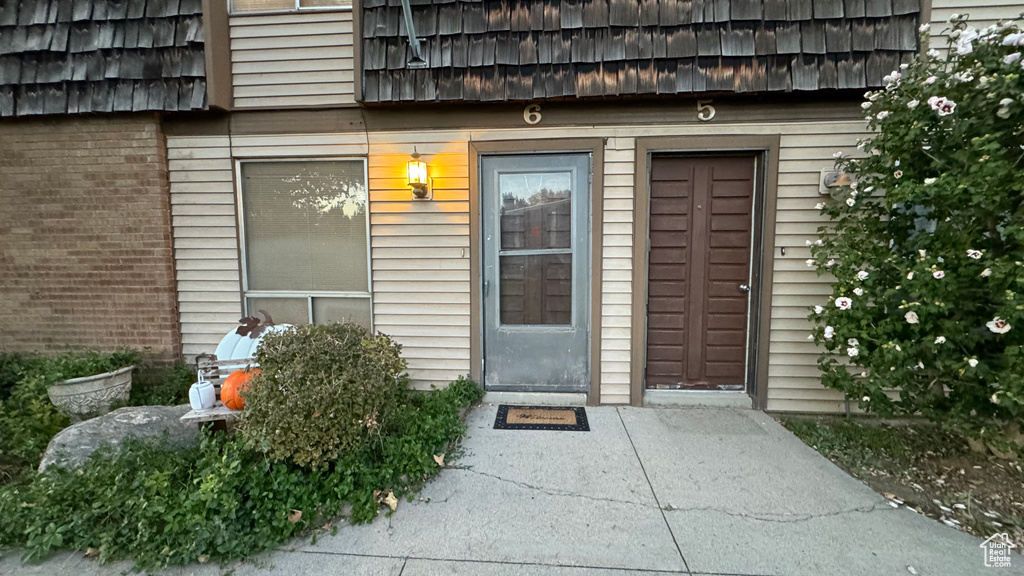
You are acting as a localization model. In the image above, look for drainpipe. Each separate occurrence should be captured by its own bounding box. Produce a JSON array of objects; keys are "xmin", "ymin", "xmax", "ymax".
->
[{"xmin": 399, "ymin": 0, "xmax": 427, "ymax": 68}]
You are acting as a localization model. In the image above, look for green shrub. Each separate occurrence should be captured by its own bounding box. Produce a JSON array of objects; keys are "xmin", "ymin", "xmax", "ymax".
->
[
  {"xmin": 809, "ymin": 17, "xmax": 1024, "ymax": 445},
  {"xmin": 0, "ymin": 350, "xmax": 189, "ymax": 483},
  {"xmin": 0, "ymin": 376, "xmax": 483, "ymax": 570},
  {"xmin": 129, "ymin": 360, "xmax": 194, "ymax": 407},
  {"xmin": 240, "ymin": 323, "xmax": 408, "ymax": 469}
]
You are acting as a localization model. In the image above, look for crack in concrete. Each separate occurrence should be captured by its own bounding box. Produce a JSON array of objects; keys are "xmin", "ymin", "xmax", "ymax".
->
[
  {"xmin": 662, "ymin": 501, "xmax": 895, "ymax": 523},
  {"xmin": 446, "ymin": 465, "xmax": 894, "ymax": 524},
  {"xmin": 448, "ymin": 465, "xmax": 657, "ymax": 509}
]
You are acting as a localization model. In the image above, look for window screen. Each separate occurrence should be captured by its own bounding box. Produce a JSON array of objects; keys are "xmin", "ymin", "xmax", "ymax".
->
[{"xmin": 240, "ymin": 160, "xmax": 370, "ymax": 329}]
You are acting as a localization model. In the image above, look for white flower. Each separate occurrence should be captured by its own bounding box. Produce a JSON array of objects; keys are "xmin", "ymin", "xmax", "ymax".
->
[
  {"xmin": 833, "ymin": 151, "xmax": 843, "ymax": 158},
  {"xmin": 846, "ymin": 198, "xmax": 856, "ymax": 207},
  {"xmin": 1000, "ymin": 98, "xmax": 1013, "ymax": 106},
  {"xmin": 835, "ymin": 297, "xmax": 853, "ymax": 310},
  {"xmin": 924, "ymin": 75, "xmax": 937, "ymax": 84},
  {"xmin": 967, "ymin": 249, "xmax": 983, "ymax": 259},
  {"xmin": 916, "ymin": 361, "xmax": 925, "ymax": 369},
  {"xmin": 905, "ymin": 311, "xmax": 920, "ymax": 324},
  {"xmin": 935, "ymin": 336, "xmax": 946, "ymax": 344},
  {"xmin": 826, "ymin": 259, "xmax": 836, "ymax": 267},
  {"xmin": 924, "ymin": 177, "xmax": 936, "ymax": 185},
  {"xmin": 860, "ymin": 101, "xmax": 872, "ymax": 110},
  {"xmin": 927, "ymin": 96, "xmax": 957, "ymax": 116},
  {"xmin": 986, "ymin": 317, "xmax": 1012, "ymax": 334},
  {"xmin": 862, "ymin": 395, "xmax": 870, "ymax": 401},
  {"xmin": 814, "ymin": 305, "xmax": 824, "ymax": 314},
  {"xmin": 824, "ymin": 326, "xmax": 835, "ymax": 339},
  {"xmin": 894, "ymin": 170, "xmax": 903, "ymax": 179},
  {"xmin": 1004, "ymin": 52, "xmax": 1023, "ymax": 65},
  {"xmin": 907, "ymin": 271, "xmax": 915, "ymax": 279},
  {"xmin": 848, "ymin": 338, "xmax": 859, "ymax": 347},
  {"xmin": 955, "ymin": 28, "xmax": 979, "ymax": 55},
  {"xmin": 854, "ymin": 287, "xmax": 864, "ymax": 296},
  {"xmin": 876, "ymin": 110, "xmax": 891, "ymax": 120},
  {"xmin": 991, "ymin": 392, "xmax": 1001, "ymax": 404},
  {"xmin": 847, "ymin": 347, "xmax": 860, "ymax": 358},
  {"xmin": 907, "ymin": 99, "xmax": 920, "ymax": 109},
  {"xmin": 933, "ymin": 271, "xmax": 945, "ymax": 279},
  {"xmin": 918, "ymin": 249, "xmax": 927, "ymax": 258},
  {"xmin": 806, "ymin": 239, "xmax": 813, "ymax": 246},
  {"xmin": 949, "ymin": 13, "xmax": 960, "ymax": 22},
  {"xmin": 815, "ymin": 202, "xmax": 825, "ymax": 210},
  {"xmin": 926, "ymin": 49, "xmax": 940, "ymax": 58},
  {"xmin": 1003, "ymin": 32, "xmax": 1024, "ymax": 46},
  {"xmin": 920, "ymin": 23, "xmax": 931, "ymax": 33},
  {"xmin": 981, "ymin": 268, "xmax": 992, "ymax": 277},
  {"xmin": 895, "ymin": 344, "xmax": 902, "ymax": 351},
  {"xmin": 857, "ymin": 271, "xmax": 869, "ymax": 281},
  {"xmin": 968, "ymin": 358, "xmax": 979, "ymax": 368},
  {"xmin": 806, "ymin": 259, "xmax": 816, "ymax": 267}
]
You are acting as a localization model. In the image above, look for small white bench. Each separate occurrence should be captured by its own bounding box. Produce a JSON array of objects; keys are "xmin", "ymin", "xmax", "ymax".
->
[{"xmin": 179, "ymin": 355, "xmax": 256, "ymax": 430}]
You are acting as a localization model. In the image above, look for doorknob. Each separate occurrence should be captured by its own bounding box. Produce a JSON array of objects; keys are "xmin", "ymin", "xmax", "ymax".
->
[{"xmin": 739, "ymin": 284, "xmax": 750, "ymax": 292}]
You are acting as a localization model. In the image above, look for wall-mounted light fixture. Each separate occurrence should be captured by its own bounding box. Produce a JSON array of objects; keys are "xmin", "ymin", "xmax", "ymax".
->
[{"xmin": 407, "ymin": 148, "xmax": 430, "ymax": 199}]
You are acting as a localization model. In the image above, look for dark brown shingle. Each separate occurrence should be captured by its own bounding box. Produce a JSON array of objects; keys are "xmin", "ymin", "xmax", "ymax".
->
[{"xmin": 361, "ymin": 0, "xmax": 920, "ymax": 102}]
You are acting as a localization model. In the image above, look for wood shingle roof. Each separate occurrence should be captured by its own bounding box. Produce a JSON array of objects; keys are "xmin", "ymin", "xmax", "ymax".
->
[
  {"xmin": 362, "ymin": 0, "xmax": 920, "ymax": 102},
  {"xmin": 0, "ymin": 0, "xmax": 206, "ymax": 117}
]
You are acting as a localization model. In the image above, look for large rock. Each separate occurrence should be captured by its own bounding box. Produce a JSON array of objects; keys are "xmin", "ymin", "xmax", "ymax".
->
[{"xmin": 39, "ymin": 405, "xmax": 198, "ymax": 473}]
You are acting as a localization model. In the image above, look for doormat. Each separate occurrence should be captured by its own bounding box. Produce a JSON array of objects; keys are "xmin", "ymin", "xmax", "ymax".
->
[{"xmin": 493, "ymin": 405, "xmax": 590, "ymax": 431}]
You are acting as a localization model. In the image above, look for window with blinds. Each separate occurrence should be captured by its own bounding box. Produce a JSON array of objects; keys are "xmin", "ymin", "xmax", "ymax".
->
[
  {"xmin": 239, "ymin": 160, "xmax": 371, "ymax": 329},
  {"xmin": 230, "ymin": 0, "xmax": 350, "ymax": 13}
]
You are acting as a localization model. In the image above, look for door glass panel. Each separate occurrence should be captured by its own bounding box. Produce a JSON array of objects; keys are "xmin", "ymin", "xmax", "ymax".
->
[
  {"xmin": 499, "ymin": 172, "xmax": 572, "ymax": 250},
  {"xmin": 499, "ymin": 254, "xmax": 572, "ymax": 325}
]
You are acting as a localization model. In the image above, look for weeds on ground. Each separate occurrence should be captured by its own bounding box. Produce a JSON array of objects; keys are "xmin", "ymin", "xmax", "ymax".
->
[{"xmin": 781, "ymin": 416, "xmax": 1024, "ymax": 549}]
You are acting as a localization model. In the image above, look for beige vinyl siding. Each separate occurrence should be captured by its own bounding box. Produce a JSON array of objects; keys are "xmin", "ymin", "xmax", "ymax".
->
[
  {"xmin": 366, "ymin": 136, "xmax": 474, "ymax": 389},
  {"xmin": 167, "ymin": 136, "xmax": 241, "ymax": 358},
  {"xmin": 767, "ymin": 126, "xmax": 867, "ymax": 412},
  {"xmin": 230, "ymin": 11, "xmax": 355, "ymax": 108},
  {"xmin": 600, "ymin": 138, "xmax": 636, "ymax": 405},
  {"xmin": 168, "ymin": 115, "xmax": 870, "ymax": 408}
]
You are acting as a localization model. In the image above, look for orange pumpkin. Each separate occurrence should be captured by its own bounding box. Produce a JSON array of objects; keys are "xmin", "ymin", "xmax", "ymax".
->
[{"xmin": 221, "ymin": 368, "xmax": 260, "ymax": 411}]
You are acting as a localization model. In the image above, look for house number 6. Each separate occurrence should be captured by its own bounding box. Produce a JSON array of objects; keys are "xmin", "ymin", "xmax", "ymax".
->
[
  {"xmin": 697, "ymin": 100, "xmax": 716, "ymax": 121},
  {"xmin": 524, "ymin": 103, "xmax": 542, "ymax": 125}
]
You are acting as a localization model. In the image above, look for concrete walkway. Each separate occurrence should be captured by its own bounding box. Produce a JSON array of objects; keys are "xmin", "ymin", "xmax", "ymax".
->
[{"xmin": 1, "ymin": 405, "xmax": 1017, "ymax": 576}]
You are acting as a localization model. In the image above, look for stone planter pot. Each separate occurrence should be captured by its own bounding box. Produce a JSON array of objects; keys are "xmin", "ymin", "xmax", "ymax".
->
[{"xmin": 47, "ymin": 365, "xmax": 134, "ymax": 421}]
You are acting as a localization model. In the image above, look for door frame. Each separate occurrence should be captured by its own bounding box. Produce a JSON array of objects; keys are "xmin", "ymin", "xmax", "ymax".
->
[
  {"xmin": 469, "ymin": 139, "xmax": 605, "ymax": 405},
  {"xmin": 630, "ymin": 136, "xmax": 781, "ymax": 409}
]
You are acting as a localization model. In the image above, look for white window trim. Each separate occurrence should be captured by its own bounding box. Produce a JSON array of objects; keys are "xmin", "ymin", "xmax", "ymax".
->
[
  {"xmin": 228, "ymin": 0, "xmax": 353, "ymax": 15},
  {"xmin": 234, "ymin": 157, "xmax": 373, "ymax": 330}
]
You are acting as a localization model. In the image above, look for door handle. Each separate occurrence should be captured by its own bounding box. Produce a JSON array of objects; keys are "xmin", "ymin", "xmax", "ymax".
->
[
  {"xmin": 484, "ymin": 279, "xmax": 490, "ymax": 297},
  {"xmin": 739, "ymin": 284, "xmax": 750, "ymax": 292}
]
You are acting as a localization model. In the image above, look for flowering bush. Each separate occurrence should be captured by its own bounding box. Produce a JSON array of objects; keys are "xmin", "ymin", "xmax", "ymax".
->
[{"xmin": 809, "ymin": 17, "xmax": 1024, "ymax": 447}]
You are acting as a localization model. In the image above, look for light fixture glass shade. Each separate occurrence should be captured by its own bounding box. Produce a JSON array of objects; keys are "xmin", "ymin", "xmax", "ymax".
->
[{"xmin": 407, "ymin": 160, "xmax": 427, "ymax": 187}]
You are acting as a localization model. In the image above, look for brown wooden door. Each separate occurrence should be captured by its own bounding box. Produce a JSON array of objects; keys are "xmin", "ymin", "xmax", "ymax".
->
[{"xmin": 645, "ymin": 155, "xmax": 755, "ymax": 391}]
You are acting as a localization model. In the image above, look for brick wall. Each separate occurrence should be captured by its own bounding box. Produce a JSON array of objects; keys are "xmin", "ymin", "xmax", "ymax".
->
[{"xmin": 0, "ymin": 114, "xmax": 180, "ymax": 357}]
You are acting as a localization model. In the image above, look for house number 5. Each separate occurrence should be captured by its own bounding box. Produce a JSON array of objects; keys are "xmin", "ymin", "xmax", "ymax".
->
[
  {"xmin": 697, "ymin": 100, "xmax": 716, "ymax": 121},
  {"xmin": 524, "ymin": 103, "xmax": 542, "ymax": 125}
]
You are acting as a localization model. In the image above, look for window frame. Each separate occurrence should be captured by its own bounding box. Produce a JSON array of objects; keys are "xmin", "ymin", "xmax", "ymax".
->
[
  {"xmin": 234, "ymin": 157, "xmax": 373, "ymax": 329},
  {"xmin": 228, "ymin": 0, "xmax": 353, "ymax": 15}
]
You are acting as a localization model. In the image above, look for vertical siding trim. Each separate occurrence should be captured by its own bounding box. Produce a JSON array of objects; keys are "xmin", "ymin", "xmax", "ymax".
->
[
  {"xmin": 468, "ymin": 139, "xmax": 606, "ymax": 402},
  {"xmin": 630, "ymin": 135, "xmax": 781, "ymax": 408}
]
